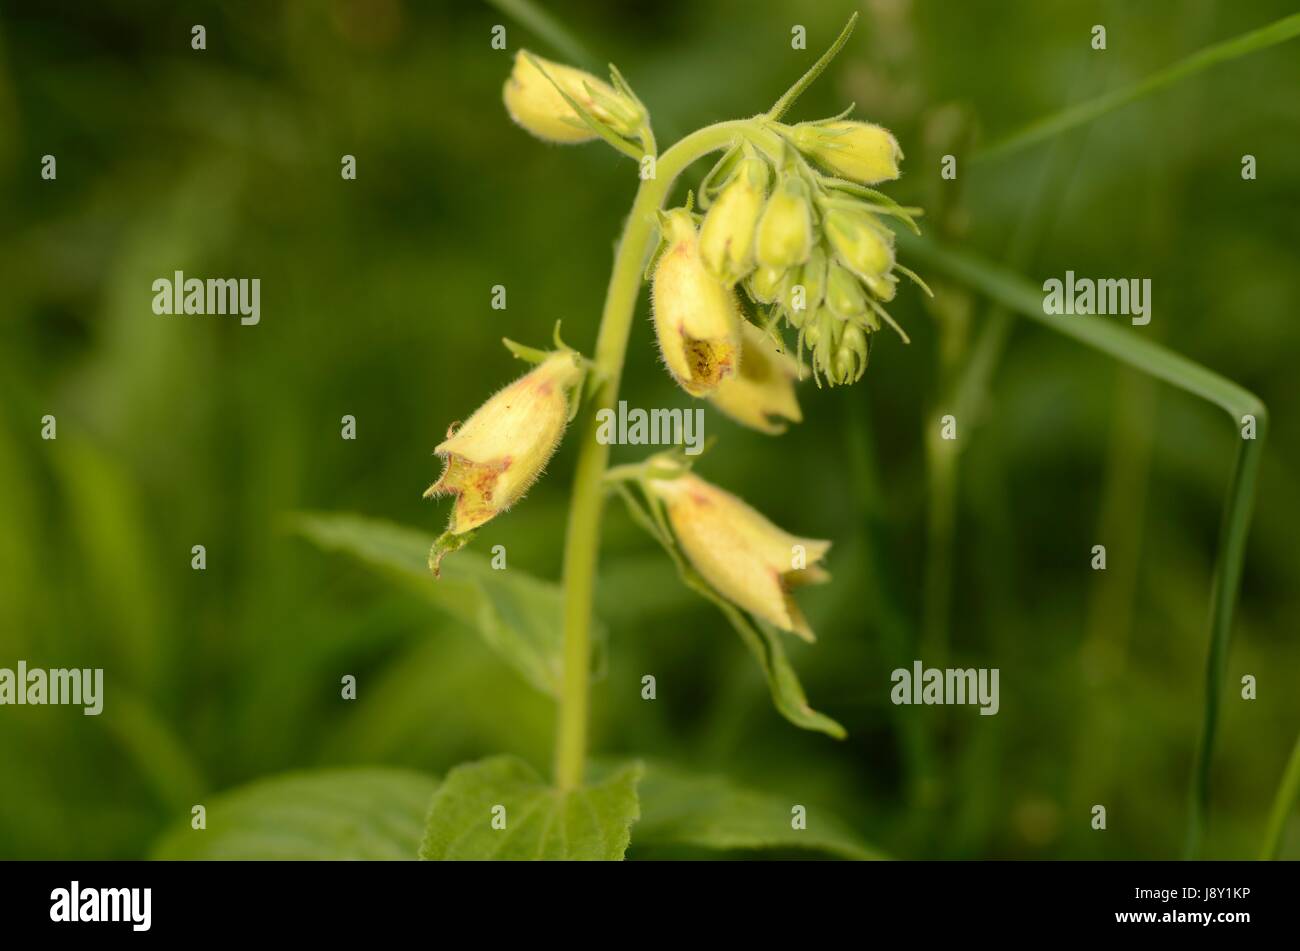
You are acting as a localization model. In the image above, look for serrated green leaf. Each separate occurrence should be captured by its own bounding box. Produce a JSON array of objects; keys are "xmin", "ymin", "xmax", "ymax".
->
[
  {"xmin": 291, "ymin": 512, "xmax": 605, "ymax": 697},
  {"xmin": 420, "ymin": 755, "xmax": 642, "ymax": 860},
  {"xmin": 150, "ymin": 768, "xmax": 438, "ymax": 860},
  {"xmin": 635, "ymin": 761, "xmax": 883, "ymax": 860}
]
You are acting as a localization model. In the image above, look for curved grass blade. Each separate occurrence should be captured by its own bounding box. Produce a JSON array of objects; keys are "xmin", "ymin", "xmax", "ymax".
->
[
  {"xmin": 1260, "ymin": 731, "xmax": 1300, "ymax": 859},
  {"xmin": 974, "ymin": 12, "xmax": 1300, "ymax": 164},
  {"xmin": 485, "ymin": 0, "xmax": 596, "ymax": 69},
  {"xmin": 900, "ymin": 232, "xmax": 1268, "ymax": 857}
]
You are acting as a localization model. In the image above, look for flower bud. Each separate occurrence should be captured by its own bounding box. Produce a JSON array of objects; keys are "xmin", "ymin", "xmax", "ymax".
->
[
  {"xmin": 647, "ymin": 472, "xmax": 830, "ymax": 640},
  {"xmin": 790, "ymin": 120, "xmax": 902, "ymax": 185},
  {"xmin": 425, "ymin": 352, "xmax": 583, "ymax": 534},
  {"xmin": 708, "ymin": 321, "xmax": 803, "ymax": 434},
  {"xmin": 755, "ymin": 172, "xmax": 813, "ymax": 270},
  {"xmin": 831, "ymin": 323, "xmax": 869, "ymax": 384},
  {"xmin": 825, "ymin": 260, "xmax": 868, "ymax": 321},
  {"xmin": 863, "ymin": 271, "xmax": 897, "ymax": 302},
  {"xmin": 651, "ymin": 209, "xmax": 742, "ymax": 396},
  {"xmin": 746, "ymin": 264, "xmax": 787, "ymax": 305},
  {"xmin": 824, "ymin": 206, "xmax": 894, "ymax": 282},
  {"xmin": 503, "ymin": 50, "xmax": 634, "ymax": 144},
  {"xmin": 790, "ymin": 245, "xmax": 828, "ymax": 324},
  {"xmin": 699, "ymin": 148, "xmax": 770, "ymax": 285}
]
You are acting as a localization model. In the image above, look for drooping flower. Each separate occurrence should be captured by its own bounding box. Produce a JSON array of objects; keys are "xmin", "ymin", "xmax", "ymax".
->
[
  {"xmin": 647, "ymin": 472, "xmax": 831, "ymax": 640},
  {"xmin": 651, "ymin": 208, "xmax": 742, "ymax": 396},
  {"xmin": 708, "ymin": 321, "xmax": 803, "ymax": 434},
  {"xmin": 425, "ymin": 351, "xmax": 583, "ymax": 539},
  {"xmin": 789, "ymin": 120, "xmax": 902, "ymax": 185}
]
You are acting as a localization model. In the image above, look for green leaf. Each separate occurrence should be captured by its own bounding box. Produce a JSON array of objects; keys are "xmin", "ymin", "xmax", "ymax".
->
[
  {"xmin": 150, "ymin": 768, "xmax": 437, "ymax": 860},
  {"xmin": 291, "ymin": 512, "xmax": 605, "ymax": 698},
  {"xmin": 634, "ymin": 762, "xmax": 883, "ymax": 859},
  {"xmin": 419, "ymin": 755, "xmax": 642, "ymax": 860}
]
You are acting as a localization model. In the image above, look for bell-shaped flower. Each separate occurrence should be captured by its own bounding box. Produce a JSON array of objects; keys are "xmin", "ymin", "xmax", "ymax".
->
[
  {"xmin": 425, "ymin": 351, "xmax": 584, "ymax": 536},
  {"xmin": 651, "ymin": 209, "xmax": 742, "ymax": 396},
  {"xmin": 647, "ymin": 472, "xmax": 831, "ymax": 640},
  {"xmin": 708, "ymin": 321, "xmax": 804, "ymax": 434}
]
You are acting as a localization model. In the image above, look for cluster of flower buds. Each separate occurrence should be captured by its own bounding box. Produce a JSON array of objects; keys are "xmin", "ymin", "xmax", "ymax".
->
[{"xmin": 682, "ymin": 118, "xmax": 927, "ymax": 387}]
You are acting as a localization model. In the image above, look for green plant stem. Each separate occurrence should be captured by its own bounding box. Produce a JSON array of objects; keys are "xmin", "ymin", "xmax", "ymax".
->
[
  {"xmin": 554, "ymin": 119, "xmax": 762, "ymax": 790},
  {"xmin": 900, "ymin": 232, "xmax": 1268, "ymax": 857},
  {"xmin": 1260, "ymin": 731, "xmax": 1300, "ymax": 859}
]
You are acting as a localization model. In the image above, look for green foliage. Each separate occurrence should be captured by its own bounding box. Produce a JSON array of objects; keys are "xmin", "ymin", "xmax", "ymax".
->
[
  {"xmin": 151, "ymin": 769, "xmax": 438, "ymax": 860},
  {"xmin": 635, "ymin": 762, "xmax": 882, "ymax": 859},
  {"xmin": 419, "ymin": 756, "xmax": 642, "ymax": 860},
  {"xmin": 293, "ymin": 512, "xmax": 604, "ymax": 697}
]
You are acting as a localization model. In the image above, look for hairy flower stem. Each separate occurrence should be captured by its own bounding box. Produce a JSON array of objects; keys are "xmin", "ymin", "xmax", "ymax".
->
[{"xmin": 555, "ymin": 119, "xmax": 772, "ymax": 790}]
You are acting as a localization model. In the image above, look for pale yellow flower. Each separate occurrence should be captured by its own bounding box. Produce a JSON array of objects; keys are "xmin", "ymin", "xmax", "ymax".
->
[
  {"xmin": 708, "ymin": 322, "xmax": 803, "ymax": 434},
  {"xmin": 651, "ymin": 209, "xmax": 742, "ymax": 396},
  {"xmin": 648, "ymin": 472, "xmax": 831, "ymax": 640},
  {"xmin": 425, "ymin": 352, "xmax": 583, "ymax": 534}
]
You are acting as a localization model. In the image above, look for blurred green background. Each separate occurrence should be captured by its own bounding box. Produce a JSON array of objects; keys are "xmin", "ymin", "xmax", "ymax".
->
[{"xmin": 1, "ymin": 0, "xmax": 1298, "ymax": 860}]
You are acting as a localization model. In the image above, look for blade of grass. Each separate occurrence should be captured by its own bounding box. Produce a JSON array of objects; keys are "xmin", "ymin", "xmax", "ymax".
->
[
  {"xmin": 1260, "ymin": 731, "xmax": 1300, "ymax": 859},
  {"xmin": 973, "ymin": 12, "xmax": 1300, "ymax": 164},
  {"xmin": 900, "ymin": 232, "xmax": 1268, "ymax": 858},
  {"xmin": 484, "ymin": 0, "xmax": 597, "ymax": 69}
]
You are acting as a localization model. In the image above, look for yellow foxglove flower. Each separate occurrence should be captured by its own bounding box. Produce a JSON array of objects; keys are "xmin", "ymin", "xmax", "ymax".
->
[
  {"xmin": 708, "ymin": 322, "xmax": 804, "ymax": 434},
  {"xmin": 648, "ymin": 472, "xmax": 831, "ymax": 640},
  {"xmin": 425, "ymin": 352, "xmax": 583, "ymax": 536},
  {"xmin": 755, "ymin": 172, "xmax": 813, "ymax": 270},
  {"xmin": 791, "ymin": 120, "xmax": 902, "ymax": 185},
  {"xmin": 503, "ymin": 50, "xmax": 627, "ymax": 144},
  {"xmin": 699, "ymin": 147, "xmax": 770, "ymax": 284},
  {"xmin": 651, "ymin": 209, "xmax": 742, "ymax": 396}
]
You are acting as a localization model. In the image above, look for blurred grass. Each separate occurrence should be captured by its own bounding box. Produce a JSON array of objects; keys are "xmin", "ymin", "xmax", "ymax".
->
[{"xmin": 1, "ymin": 0, "xmax": 1298, "ymax": 860}]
